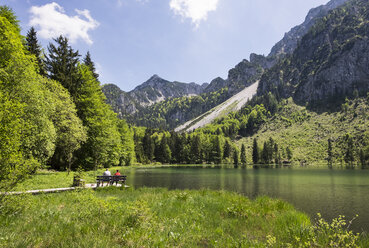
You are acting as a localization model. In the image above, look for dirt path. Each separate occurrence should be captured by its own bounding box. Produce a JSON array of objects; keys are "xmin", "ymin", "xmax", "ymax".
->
[
  {"xmin": 175, "ymin": 81, "xmax": 259, "ymax": 132},
  {"xmin": 3, "ymin": 184, "xmax": 128, "ymax": 195}
]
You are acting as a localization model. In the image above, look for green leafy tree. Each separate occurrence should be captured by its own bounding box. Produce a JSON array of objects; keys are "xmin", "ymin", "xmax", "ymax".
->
[
  {"xmin": 117, "ymin": 120, "xmax": 135, "ymax": 166},
  {"xmin": 0, "ymin": 6, "xmax": 20, "ymax": 32},
  {"xmin": 45, "ymin": 78, "xmax": 86, "ymax": 172},
  {"xmin": 74, "ymin": 64, "xmax": 122, "ymax": 170},
  {"xmin": 0, "ymin": 12, "xmax": 73, "ymax": 190}
]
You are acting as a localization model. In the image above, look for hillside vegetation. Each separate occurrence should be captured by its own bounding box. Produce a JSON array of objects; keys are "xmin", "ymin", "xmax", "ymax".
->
[{"xmin": 237, "ymin": 97, "xmax": 369, "ymax": 166}]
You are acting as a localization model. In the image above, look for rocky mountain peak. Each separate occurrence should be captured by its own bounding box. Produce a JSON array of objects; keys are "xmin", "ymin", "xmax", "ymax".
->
[{"xmin": 269, "ymin": 0, "xmax": 349, "ymax": 57}]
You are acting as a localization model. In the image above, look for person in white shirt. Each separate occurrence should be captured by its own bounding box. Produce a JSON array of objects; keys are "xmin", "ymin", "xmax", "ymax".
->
[{"xmin": 102, "ymin": 168, "xmax": 111, "ymax": 186}]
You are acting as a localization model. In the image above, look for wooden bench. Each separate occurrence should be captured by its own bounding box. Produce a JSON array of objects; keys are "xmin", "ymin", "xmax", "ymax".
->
[{"xmin": 96, "ymin": 175, "xmax": 127, "ymax": 187}]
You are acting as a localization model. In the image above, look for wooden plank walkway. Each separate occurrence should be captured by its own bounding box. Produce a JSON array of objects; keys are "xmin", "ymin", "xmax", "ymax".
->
[{"xmin": 2, "ymin": 184, "xmax": 129, "ymax": 195}]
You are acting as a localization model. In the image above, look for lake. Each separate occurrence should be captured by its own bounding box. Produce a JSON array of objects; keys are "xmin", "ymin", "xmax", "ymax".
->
[{"xmin": 125, "ymin": 166, "xmax": 369, "ymax": 232}]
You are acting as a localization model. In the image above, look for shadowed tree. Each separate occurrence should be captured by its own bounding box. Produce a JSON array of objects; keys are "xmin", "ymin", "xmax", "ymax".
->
[
  {"xmin": 252, "ymin": 138, "xmax": 259, "ymax": 164},
  {"xmin": 241, "ymin": 144, "xmax": 247, "ymax": 166}
]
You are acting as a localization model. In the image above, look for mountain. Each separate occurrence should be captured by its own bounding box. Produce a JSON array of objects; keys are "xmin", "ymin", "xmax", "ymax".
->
[
  {"xmin": 259, "ymin": 0, "xmax": 369, "ymax": 105},
  {"xmin": 102, "ymin": 75, "xmax": 208, "ymax": 118},
  {"xmin": 131, "ymin": 74, "xmax": 208, "ymax": 106},
  {"xmin": 269, "ymin": 0, "xmax": 349, "ymax": 57},
  {"xmin": 103, "ymin": 0, "xmax": 356, "ymax": 130}
]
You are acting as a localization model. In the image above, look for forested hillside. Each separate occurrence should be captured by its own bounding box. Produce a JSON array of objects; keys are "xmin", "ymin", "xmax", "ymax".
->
[{"xmin": 194, "ymin": 0, "xmax": 369, "ymax": 166}]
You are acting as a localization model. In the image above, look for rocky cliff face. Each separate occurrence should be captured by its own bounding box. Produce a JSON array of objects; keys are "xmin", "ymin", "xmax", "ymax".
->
[
  {"xmin": 269, "ymin": 0, "xmax": 349, "ymax": 57},
  {"xmin": 259, "ymin": 0, "xmax": 369, "ymax": 104},
  {"xmin": 102, "ymin": 75, "xmax": 208, "ymax": 117},
  {"xmin": 131, "ymin": 74, "xmax": 208, "ymax": 106}
]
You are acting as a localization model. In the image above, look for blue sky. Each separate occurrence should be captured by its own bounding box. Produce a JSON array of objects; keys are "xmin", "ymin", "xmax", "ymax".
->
[{"xmin": 4, "ymin": 0, "xmax": 329, "ymax": 91}]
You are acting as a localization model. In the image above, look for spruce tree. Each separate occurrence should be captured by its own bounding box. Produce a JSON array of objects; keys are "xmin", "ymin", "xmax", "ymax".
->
[
  {"xmin": 273, "ymin": 143, "xmax": 279, "ymax": 164},
  {"xmin": 26, "ymin": 27, "xmax": 45, "ymax": 75},
  {"xmin": 212, "ymin": 136, "xmax": 222, "ymax": 164},
  {"xmin": 286, "ymin": 146, "xmax": 293, "ymax": 161},
  {"xmin": 252, "ymin": 138, "xmax": 259, "ymax": 164},
  {"xmin": 223, "ymin": 140, "xmax": 231, "ymax": 159},
  {"xmin": 143, "ymin": 129, "xmax": 154, "ymax": 162},
  {"xmin": 45, "ymin": 35, "xmax": 81, "ymax": 97},
  {"xmin": 83, "ymin": 51, "xmax": 99, "ymax": 80},
  {"xmin": 261, "ymin": 141, "xmax": 269, "ymax": 164},
  {"xmin": 344, "ymin": 135, "xmax": 354, "ymax": 166},
  {"xmin": 240, "ymin": 144, "xmax": 247, "ymax": 166},
  {"xmin": 327, "ymin": 138, "xmax": 333, "ymax": 167},
  {"xmin": 233, "ymin": 148, "xmax": 239, "ymax": 166}
]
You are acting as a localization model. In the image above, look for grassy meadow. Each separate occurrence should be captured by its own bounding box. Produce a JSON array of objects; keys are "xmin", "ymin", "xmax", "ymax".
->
[{"xmin": 1, "ymin": 187, "xmax": 367, "ymax": 247}]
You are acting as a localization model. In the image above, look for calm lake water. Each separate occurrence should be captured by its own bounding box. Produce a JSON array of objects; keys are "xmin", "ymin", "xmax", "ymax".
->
[{"xmin": 125, "ymin": 166, "xmax": 369, "ymax": 232}]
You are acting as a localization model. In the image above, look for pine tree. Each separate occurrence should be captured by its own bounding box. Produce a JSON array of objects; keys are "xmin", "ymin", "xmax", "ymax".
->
[
  {"xmin": 252, "ymin": 138, "xmax": 259, "ymax": 164},
  {"xmin": 286, "ymin": 146, "xmax": 293, "ymax": 161},
  {"xmin": 261, "ymin": 141, "xmax": 269, "ymax": 164},
  {"xmin": 158, "ymin": 135, "xmax": 171, "ymax": 163},
  {"xmin": 212, "ymin": 136, "xmax": 222, "ymax": 164},
  {"xmin": 83, "ymin": 51, "xmax": 99, "ymax": 81},
  {"xmin": 223, "ymin": 140, "xmax": 231, "ymax": 159},
  {"xmin": 26, "ymin": 27, "xmax": 45, "ymax": 75},
  {"xmin": 191, "ymin": 135, "xmax": 202, "ymax": 164},
  {"xmin": 359, "ymin": 149, "xmax": 365, "ymax": 168},
  {"xmin": 240, "ymin": 144, "xmax": 247, "ymax": 166},
  {"xmin": 45, "ymin": 35, "xmax": 81, "ymax": 97},
  {"xmin": 344, "ymin": 134, "xmax": 354, "ymax": 166},
  {"xmin": 233, "ymin": 148, "xmax": 239, "ymax": 166},
  {"xmin": 273, "ymin": 143, "xmax": 279, "ymax": 164},
  {"xmin": 327, "ymin": 138, "xmax": 333, "ymax": 168},
  {"xmin": 143, "ymin": 129, "xmax": 154, "ymax": 162}
]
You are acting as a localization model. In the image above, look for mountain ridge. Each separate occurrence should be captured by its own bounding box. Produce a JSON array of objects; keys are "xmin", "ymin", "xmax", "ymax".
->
[{"xmin": 103, "ymin": 0, "xmax": 355, "ymax": 130}]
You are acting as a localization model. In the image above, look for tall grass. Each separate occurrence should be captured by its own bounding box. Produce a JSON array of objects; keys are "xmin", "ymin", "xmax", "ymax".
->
[{"xmin": 0, "ymin": 188, "xmax": 366, "ymax": 247}]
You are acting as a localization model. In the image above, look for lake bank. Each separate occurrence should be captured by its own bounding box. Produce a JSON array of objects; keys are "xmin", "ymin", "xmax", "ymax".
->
[{"xmin": 1, "ymin": 187, "xmax": 366, "ymax": 247}]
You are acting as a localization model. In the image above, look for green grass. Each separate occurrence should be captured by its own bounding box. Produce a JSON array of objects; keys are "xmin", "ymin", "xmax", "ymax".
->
[
  {"xmin": 2, "ymin": 187, "xmax": 365, "ymax": 247},
  {"xmin": 238, "ymin": 98, "xmax": 369, "ymax": 166}
]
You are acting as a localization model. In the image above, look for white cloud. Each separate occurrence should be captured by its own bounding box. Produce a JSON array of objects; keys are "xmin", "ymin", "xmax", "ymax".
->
[
  {"xmin": 170, "ymin": 0, "xmax": 219, "ymax": 28},
  {"xmin": 29, "ymin": 2, "xmax": 99, "ymax": 45}
]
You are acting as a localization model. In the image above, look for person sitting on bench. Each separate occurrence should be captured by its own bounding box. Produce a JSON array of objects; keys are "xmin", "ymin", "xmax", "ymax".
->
[
  {"xmin": 102, "ymin": 169, "xmax": 111, "ymax": 186},
  {"xmin": 114, "ymin": 170, "xmax": 121, "ymax": 185}
]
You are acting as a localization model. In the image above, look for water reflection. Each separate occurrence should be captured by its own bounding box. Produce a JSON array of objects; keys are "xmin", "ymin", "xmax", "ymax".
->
[{"xmin": 125, "ymin": 167, "xmax": 369, "ymax": 232}]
